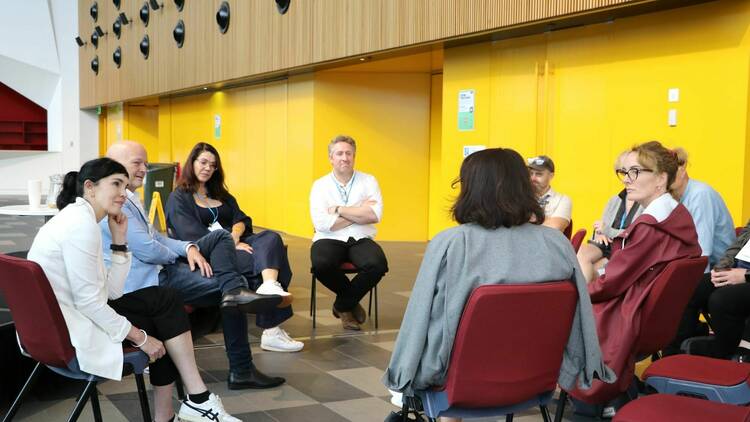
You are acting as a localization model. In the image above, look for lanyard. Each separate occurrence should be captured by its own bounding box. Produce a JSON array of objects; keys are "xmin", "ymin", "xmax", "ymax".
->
[
  {"xmin": 332, "ymin": 173, "xmax": 356, "ymax": 205},
  {"xmin": 618, "ymin": 209, "xmax": 628, "ymax": 229},
  {"xmin": 196, "ymin": 192, "xmax": 219, "ymax": 224}
]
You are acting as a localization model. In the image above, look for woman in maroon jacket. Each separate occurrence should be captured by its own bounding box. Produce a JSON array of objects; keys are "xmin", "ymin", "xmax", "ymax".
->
[{"xmin": 571, "ymin": 141, "xmax": 702, "ymax": 409}]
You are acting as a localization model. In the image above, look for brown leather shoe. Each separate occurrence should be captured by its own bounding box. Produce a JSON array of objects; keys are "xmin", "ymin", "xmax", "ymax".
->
[
  {"xmin": 339, "ymin": 311, "xmax": 361, "ymax": 331},
  {"xmin": 332, "ymin": 303, "xmax": 366, "ymax": 324}
]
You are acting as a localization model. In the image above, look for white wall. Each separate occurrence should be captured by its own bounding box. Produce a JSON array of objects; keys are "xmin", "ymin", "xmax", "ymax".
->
[{"xmin": 0, "ymin": 0, "xmax": 98, "ymax": 194}]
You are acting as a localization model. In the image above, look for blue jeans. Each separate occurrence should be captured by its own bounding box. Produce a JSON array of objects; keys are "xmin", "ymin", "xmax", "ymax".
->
[{"xmin": 159, "ymin": 230, "xmax": 253, "ymax": 373}]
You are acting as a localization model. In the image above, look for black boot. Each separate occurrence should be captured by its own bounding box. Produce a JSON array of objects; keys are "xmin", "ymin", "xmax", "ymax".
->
[
  {"xmin": 227, "ymin": 367, "xmax": 285, "ymax": 390},
  {"xmin": 221, "ymin": 287, "xmax": 282, "ymax": 314}
]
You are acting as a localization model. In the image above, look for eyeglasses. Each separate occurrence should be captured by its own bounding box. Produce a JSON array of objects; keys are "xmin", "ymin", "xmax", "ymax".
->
[
  {"xmin": 615, "ymin": 167, "xmax": 654, "ymax": 182},
  {"xmin": 196, "ymin": 159, "xmax": 217, "ymax": 170}
]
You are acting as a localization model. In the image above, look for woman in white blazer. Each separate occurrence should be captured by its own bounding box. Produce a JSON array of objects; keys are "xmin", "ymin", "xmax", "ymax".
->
[{"xmin": 28, "ymin": 157, "xmax": 241, "ymax": 422}]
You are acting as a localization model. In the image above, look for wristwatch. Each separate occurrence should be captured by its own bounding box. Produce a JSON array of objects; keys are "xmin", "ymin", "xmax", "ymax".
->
[
  {"xmin": 745, "ymin": 270, "xmax": 750, "ymax": 283},
  {"xmin": 110, "ymin": 243, "xmax": 128, "ymax": 252}
]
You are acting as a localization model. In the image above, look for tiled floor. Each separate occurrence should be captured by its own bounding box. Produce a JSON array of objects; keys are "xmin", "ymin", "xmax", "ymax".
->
[{"xmin": 0, "ymin": 195, "xmax": 593, "ymax": 421}]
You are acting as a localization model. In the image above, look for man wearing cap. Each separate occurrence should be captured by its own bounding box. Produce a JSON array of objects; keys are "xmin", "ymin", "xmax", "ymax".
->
[{"xmin": 527, "ymin": 155, "xmax": 572, "ymax": 233}]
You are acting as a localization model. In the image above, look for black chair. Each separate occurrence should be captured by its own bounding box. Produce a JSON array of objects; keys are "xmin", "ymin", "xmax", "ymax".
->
[{"xmin": 310, "ymin": 262, "xmax": 379, "ymax": 329}]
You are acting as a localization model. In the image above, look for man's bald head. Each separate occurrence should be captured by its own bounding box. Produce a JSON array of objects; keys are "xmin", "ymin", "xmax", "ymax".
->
[{"xmin": 106, "ymin": 141, "xmax": 148, "ymax": 190}]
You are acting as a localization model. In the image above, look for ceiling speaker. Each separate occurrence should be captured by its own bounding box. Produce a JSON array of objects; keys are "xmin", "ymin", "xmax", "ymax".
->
[
  {"xmin": 216, "ymin": 2, "xmax": 230, "ymax": 34},
  {"xmin": 113, "ymin": 47, "xmax": 122, "ymax": 68},
  {"xmin": 275, "ymin": 0, "xmax": 290, "ymax": 15},
  {"xmin": 173, "ymin": 19, "xmax": 185, "ymax": 48},
  {"xmin": 140, "ymin": 2, "xmax": 150, "ymax": 26},
  {"xmin": 140, "ymin": 35, "xmax": 150, "ymax": 59}
]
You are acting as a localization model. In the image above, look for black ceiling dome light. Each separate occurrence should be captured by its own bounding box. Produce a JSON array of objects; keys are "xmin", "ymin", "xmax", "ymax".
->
[
  {"xmin": 113, "ymin": 18, "xmax": 122, "ymax": 38},
  {"xmin": 275, "ymin": 0, "xmax": 290, "ymax": 15},
  {"xmin": 90, "ymin": 2, "xmax": 98, "ymax": 21},
  {"xmin": 90, "ymin": 30, "xmax": 100, "ymax": 48},
  {"xmin": 91, "ymin": 56, "xmax": 99, "ymax": 75},
  {"xmin": 140, "ymin": 2, "xmax": 150, "ymax": 26},
  {"xmin": 216, "ymin": 2, "xmax": 230, "ymax": 34},
  {"xmin": 113, "ymin": 0, "xmax": 121, "ymax": 10},
  {"xmin": 140, "ymin": 35, "xmax": 150, "ymax": 59},
  {"xmin": 173, "ymin": 19, "xmax": 185, "ymax": 48},
  {"xmin": 113, "ymin": 47, "xmax": 122, "ymax": 68},
  {"xmin": 174, "ymin": 0, "xmax": 185, "ymax": 12}
]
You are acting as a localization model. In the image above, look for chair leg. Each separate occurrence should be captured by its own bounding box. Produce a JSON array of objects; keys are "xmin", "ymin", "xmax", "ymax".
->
[
  {"xmin": 554, "ymin": 390, "xmax": 568, "ymax": 422},
  {"xmin": 540, "ymin": 404, "xmax": 551, "ymax": 422},
  {"xmin": 67, "ymin": 380, "xmax": 97, "ymax": 422},
  {"xmin": 134, "ymin": 373, "xmax": 152, "ymax": 422},
  {"xmin": 311, "ymin": 273, "xmax": 317, "ymax": 329},
  {"xmin": 89, "ymin": 388, "xmax": 103, "ymax": 422},
  {"xmin": 2, "ymin": 361, "xmax": 43, "ymax": 422},
  {"xmin": 505, "ymin": 413, "xmax": 513, "ymax": 422},
  {"xmin": 374, "ymin": 285, "xmax": 379, "ymax": 330},
  {"xmin": 175, "ymin": 377, "xmax": 185, "ymax": 400}
]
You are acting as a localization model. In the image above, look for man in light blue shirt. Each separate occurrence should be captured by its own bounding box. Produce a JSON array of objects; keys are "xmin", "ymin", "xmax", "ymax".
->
[
  {"xmin": 665, "ymin": 147, "xmax": 735, "ymax": 355},
  {"xmin": 102, "ymin": 141, "xmax": 287, "ymax": 390},
  {"xmin": 671, "ymin": 152, "xmax": 735, "ymax": 269}
]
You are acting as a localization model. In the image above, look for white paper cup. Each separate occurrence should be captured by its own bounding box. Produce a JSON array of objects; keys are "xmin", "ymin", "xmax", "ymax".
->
[{"xmin": 28, "ymin": 179, "xmax": 42, "ymax": 210}]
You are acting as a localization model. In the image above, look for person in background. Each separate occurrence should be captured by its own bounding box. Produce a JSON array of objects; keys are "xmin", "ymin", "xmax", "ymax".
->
[
  {"xmin": 383, "ymin": 148, "xmax": 613, "ymax": 422},
  {"xmin": 309, "ymin": 135, "xmax": 388, "ymax": 331},
  {"xmin": 577, "ymin": 151, "xmax": 642, "ymax": 282},
  {"xmin": 28, "ymin": 158, "xmax": 241, "ymax": 422},
  {"xmin": 527, "ymin": 155, "xmax": 572, "ymax": 233},
  {"xmin": 166, "ymin": 142, "xmax": 302, "ymax": 354},
  {"xmin": 664, "ymin": 147, "xmax": 735, "ymax": 356}
]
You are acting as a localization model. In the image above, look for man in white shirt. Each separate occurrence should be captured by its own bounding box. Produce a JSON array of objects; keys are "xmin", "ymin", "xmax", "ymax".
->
[
  {"xmin": 309, "ymin": 135, "xmax": 388, "ymax": 331},
  {"xmin": 527, "ymin": 155, "xmax": 572, "ymax": 233}
]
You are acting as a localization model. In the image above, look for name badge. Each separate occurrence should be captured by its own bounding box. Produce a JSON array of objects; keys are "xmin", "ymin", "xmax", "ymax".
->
[{"xmin": 208, "ymin": 221, "xmax": 224, "ymax": 232}]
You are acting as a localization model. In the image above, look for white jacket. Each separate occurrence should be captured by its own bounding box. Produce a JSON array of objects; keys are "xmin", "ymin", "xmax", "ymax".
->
[{"xmin": 27, "ymin": 198, "xmax": 132, "ymax": 380}]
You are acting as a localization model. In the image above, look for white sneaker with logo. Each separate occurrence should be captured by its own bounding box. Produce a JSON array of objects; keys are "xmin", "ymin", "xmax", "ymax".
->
[
  {"xmin": 255, "ymin": 280, "xmax": 293, "ymax": 307},
  {"xmin": 261, "ymin": 327, "xmax": 304, "ymax": 352},
  {"xmin": 177, "ymin": 393, "xmax": 241, "ymax": 422}
]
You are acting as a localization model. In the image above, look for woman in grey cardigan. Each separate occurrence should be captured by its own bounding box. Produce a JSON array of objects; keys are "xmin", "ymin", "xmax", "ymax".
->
[
  {"xmin": 578, "ymin": 153, "xmax": 642, "ymax": 282},
  {"xmin": 382, "ymin": 148, "xmax": 614, "ymax": 421}
]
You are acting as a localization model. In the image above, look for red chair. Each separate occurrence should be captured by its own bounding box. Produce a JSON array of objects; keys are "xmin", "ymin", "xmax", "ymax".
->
[
  {"xmin": 403, "ymin": 281, "xmax": 578, "ymax": 421},
  {"xmin": 570, "ymin": 229, "xmax": 587, "ymax": 253},
  {"xmin": 0, "ymin": 254, "xmax": 152, "ymax": 422},
  {"xmin": 613, "ymin": 393, "xmax": 750, "ymax": 422},
  {"xmin": 563, "ymin": 220, "xmax": 573, "ymax": 239},
  {"xmin": 310, "ymin": 261, "xmax": 379, "ymax": 329},
  {"xmin": 555, "ymin": 256, "xmax": 708, "ymax": 419}
]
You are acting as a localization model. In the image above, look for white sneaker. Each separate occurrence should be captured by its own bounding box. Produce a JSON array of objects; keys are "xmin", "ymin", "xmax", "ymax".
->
[
  {"xmin": 261, "ymin": 327, "xmax": 304, "ymax": 352},
  {"xmin": 255, "ymin": 280, "xmax": 293, "ymax": 307},
  {"xmin": 177, "ymin": 393, "xmax": 241, "ymax": 422}
]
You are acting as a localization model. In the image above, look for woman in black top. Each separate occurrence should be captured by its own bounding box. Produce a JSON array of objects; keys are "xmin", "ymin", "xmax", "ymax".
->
[{"xmin": 166, "ymin": 142, "xmax": 302, "ymax": 353}]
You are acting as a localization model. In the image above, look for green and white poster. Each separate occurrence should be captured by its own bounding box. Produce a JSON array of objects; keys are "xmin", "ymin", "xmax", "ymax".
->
[{"xmin": 458, "ymin": 89, "xmax": 475, "ymax": 131}]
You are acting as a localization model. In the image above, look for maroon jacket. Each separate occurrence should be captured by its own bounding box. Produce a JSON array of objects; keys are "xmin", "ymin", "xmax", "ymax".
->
[{"xmin": 572, "ymin": 203, "xmax": 701, "ymax": 403}]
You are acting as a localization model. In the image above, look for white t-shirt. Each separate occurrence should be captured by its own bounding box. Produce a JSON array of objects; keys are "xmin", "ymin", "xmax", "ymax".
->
[
  {"xmin": 309, "ymin": 170, "xmax": 383, "ymax": 242},
  {"xmin": 539, "ymin": 187, "xmax": 572, "ymax": 221}
]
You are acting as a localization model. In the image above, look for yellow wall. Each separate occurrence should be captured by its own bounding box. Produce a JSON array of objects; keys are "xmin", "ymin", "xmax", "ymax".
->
[
  {"xmin": 107, "ymin": 69, "xmax": 433, "ymax": 241},
  {"xmin": 439, "ymin": 0, "xmax": 750, "ymax": 234},
  {"xmin": 313, "ymin": 71, "xmax": 432, "ymax": 241}
]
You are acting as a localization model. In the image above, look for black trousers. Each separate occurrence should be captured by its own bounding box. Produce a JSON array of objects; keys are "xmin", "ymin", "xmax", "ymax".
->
[
  {"xmin": 668, "ymin": 273, "xmax": 750, "ymax": 357},
  {"xmin": 109, "ymin": 286, "xmax": 191, "ymax": 386},
  {"xmin": 311, "ymin": 237, "xmax": 388, "ymax": 311}
]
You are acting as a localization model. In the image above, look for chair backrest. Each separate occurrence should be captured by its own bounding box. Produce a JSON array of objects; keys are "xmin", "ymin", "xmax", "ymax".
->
[
  {"xmin": 636, "ymin": 256, "xmax": 708, "ymax": 355},
  {"xmin": 443, "ymin": 281, "xmax": 578, "ymax": 408},
  {"xmin": 0, "ymin": 254, "xmax": 75, "ymax": 368},
  {"xmin": 570, "ymin": 229, "xmax": 587, "ymax": 253},
  {"xmin": 563, "ymin": 220, "xmax": 573, "ymax": 239}
]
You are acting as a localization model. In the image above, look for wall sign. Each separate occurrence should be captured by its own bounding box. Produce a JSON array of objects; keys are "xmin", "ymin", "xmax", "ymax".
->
[{"xmin": 458, "ymin": 89, "xmax": 475, "ymax": 131}]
